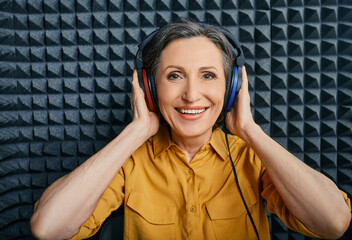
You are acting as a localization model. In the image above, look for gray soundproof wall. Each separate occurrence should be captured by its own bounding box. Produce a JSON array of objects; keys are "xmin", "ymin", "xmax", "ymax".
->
[{"xmin": 0, "ymin": 0, "xmax": 351, "ymax": 239}]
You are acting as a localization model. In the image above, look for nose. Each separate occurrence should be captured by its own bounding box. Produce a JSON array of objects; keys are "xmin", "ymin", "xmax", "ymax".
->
[{"xmin": 182, "ymin": 76, "xmax": 201, "ymax": 103}]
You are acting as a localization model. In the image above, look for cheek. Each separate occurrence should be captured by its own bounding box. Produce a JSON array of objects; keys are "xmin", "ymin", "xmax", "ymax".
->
[
  {"xmin": 156, "ymin": 83, "xmax": 176, "ymax": 113},
  {"xmin": 157, "ymin": 84, "xmax": 168, "ymax": 102},
  {"xmin": 209, "ymin": 84, "xmax": 226, "ymax": 106}
]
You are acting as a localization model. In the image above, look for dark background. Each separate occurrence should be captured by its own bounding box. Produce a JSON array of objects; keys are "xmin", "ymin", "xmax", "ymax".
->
[{"xmin": 0, "ymin": 0, "xmax": 351, "ymax": 239}]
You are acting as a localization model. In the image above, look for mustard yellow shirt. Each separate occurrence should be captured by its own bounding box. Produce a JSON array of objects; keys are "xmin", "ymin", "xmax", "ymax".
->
[{"xmin": 70, "ymin": 126, "xmax": 351, "ymax": 240}]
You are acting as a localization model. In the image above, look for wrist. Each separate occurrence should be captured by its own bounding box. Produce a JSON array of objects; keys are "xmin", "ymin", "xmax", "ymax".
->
[
  {"xmin": 128, "ymin": 120, "xmax": 156, "ymax": 142},
  {"xmin": 238, "ymin": 122, "xmax": 261, "ymax": 146}
]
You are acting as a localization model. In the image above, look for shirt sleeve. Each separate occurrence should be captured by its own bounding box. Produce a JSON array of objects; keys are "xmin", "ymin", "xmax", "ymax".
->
[
  {"xmin": 69, "ymin": 163, "xmax": 127, "ymax": 240},
  {"xmin": 260, "ymin": 165, "xmax": 351, "ymax": 239}
]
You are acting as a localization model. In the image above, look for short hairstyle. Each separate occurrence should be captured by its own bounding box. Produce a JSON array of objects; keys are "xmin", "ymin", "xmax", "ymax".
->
[
  {"xmin": 142, "ymin": 19, "xmax": 235, "ymax": 128},
  {"xmin": 142, "ymin": 19, "xmax": 233, "ymax": 80}
]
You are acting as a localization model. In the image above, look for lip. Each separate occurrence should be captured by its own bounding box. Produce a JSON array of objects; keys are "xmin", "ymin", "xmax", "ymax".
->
[
  {"xmin": 175, "ymin": 106, "xmax": 208, "ymax": 121},
  {"xmin": 175, "ymin": 106, "xmax": 208, "ymax": 110}
]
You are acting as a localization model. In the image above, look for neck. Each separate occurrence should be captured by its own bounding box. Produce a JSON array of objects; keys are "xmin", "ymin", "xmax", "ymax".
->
[{"xmin": 171, "ymin": 129, "xmax": 212, "ymax": 163}]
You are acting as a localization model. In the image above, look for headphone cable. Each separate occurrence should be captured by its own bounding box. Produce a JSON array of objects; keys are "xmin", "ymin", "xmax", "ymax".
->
[{"xmin": 224, "ymin": 126, "xmax": 260, "ymax": 240}]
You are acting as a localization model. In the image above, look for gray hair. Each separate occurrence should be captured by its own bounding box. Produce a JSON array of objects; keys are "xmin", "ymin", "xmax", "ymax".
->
[{"xmin": 142, "ymin": 19, "xmax": 234, "ymax": 80}]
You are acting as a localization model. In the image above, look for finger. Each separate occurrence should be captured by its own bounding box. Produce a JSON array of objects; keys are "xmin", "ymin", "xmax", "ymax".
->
[
  {"xmin": 132, "ymin": 69, "xmax": 146, "ymax": 97},
  {"xmin": 131, "ymin": 69, "xmax": 141, "ymax": 112},
  {"xmin": 131, "ymin": 70, "xmax": 136, "ymax": 104},
  {"xmin": 241, "ymin": 65, "xmax": 248, "ymax": 92},
  {"xmin": 131, "ymin": 69, "xmax": 149, "ymax": 117},
  {"xmin": 132, "ymin": 69, "xmax": 138, "ymax": 84},
  {"xmin": 131, "ymin": 70, "xmax": 143, "ymax": 97}
]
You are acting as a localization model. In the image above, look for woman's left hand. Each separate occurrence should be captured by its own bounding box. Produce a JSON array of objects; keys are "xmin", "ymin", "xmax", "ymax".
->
[
  {"xmin": 225, "ymin": 66, "xmax": 257, "ymax": 143},
  {"xmin": 226, "ymin": 67, "xmax": 351, "ymax": 239}
]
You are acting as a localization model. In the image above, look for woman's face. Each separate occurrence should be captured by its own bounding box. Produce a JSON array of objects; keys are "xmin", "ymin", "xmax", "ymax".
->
[{"xmin": 155, "ymin": 36, "xmax": 226, "ymax": 140}]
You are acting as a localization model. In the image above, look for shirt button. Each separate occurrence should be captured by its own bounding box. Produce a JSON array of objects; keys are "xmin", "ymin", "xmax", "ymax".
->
[
  {"xmin": 187, "ymin": 169, "xmax": 193, "ymax": 175},
  {"xmin": 190, "ymin": 206, "xmax": 197, "ymax": 212}
]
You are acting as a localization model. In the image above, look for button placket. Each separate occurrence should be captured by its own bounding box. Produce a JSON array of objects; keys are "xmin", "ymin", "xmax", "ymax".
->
[{"xmin": 184, "ymin": 164, "xmax": 201, "ymax": 237}]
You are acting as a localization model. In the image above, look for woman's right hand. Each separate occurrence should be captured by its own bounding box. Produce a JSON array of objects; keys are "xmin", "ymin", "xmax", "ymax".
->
[
  {"xmin": 30, "ymin": 69, "xmax": 160, "ymax": 240},
  {"xmin": 31, "ymin": 70, "xmax": 160, "ymax": 240},
  {"xmin": 131, "ymin": 69, "xmax": 160, "ymax": 138}
]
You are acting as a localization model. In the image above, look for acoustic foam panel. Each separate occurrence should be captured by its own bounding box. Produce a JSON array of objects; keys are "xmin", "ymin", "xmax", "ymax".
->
[{"xmin": 0, "ymin": 0, "xmax": 351, "ymax": 239}]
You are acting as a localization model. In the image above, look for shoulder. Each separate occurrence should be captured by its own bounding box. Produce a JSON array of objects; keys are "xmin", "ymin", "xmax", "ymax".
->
[
  {"xmin": 131, "ymin": 125, "xmax": 170, "ymax": 162},
  {"xmin": 222, "ymin": 131, "xmax": 262, "ymax": 171},
  {"xmin": 213, "ymin": 128, "xmax": 249, "ymax": 153},
  {"xmin": 122, "ymin": 126, "xmax": 171, "ymax": 176},
  {"xmin": 130, "ymin": 136, "xmax": 154, "ymax": 160},
  {"xmin": 120, "ymin": 136, "xmax": 153, "ymax": 176}
]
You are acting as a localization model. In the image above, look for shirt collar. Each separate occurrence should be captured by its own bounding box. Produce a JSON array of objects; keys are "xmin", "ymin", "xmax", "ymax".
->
[
  {"xmin": 152, "ymin": 126, "xmax": 230, "ymax": 161},
  {"xmin": 208, "ymin": 127, "xmax": 229, "ymax": 161},
  {"xmin": 153, "ymin": 125, "xmax": 173, "ymax": 160}
]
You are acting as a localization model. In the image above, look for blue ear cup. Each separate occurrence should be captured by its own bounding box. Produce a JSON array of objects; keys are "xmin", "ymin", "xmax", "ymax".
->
[
  {"xmin": 216, "ymin": 28, "xmax": 245, "ymax": 113},
  {"xmin": 225, "ymin": 65, "xmax": 243, "ymax": 112},
  {"xmin": 225, "ymin": 67, "xmax": 238, "ymax": 112}
]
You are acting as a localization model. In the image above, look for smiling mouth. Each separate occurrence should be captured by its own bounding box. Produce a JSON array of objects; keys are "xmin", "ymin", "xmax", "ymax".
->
[{"xmin": 175, "ymin": 108, "xmax": 208, "ymax": 115}]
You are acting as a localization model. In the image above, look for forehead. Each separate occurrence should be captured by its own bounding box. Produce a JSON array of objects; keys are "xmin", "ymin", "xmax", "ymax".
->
[{"xmin": 159, "ymin": 37, "xmax": 224, "ymax": 69}]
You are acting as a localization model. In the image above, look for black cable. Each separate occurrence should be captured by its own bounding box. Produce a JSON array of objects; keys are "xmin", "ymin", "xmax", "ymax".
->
[{"xmin": 224, "ymin": 126, "xmax": 260, "ymax": 240}]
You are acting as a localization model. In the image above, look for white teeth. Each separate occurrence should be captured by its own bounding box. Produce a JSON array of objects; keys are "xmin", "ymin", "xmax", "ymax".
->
[{"xmin": 178, "ymin": 108, "xmax": 206, "ymax": 114}]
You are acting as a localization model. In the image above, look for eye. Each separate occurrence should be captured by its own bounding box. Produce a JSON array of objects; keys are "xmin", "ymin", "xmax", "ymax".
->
[
  {"xmin": 203, "ymin": 72, "xmax": 216, "ymax": 80},
  {"xmin": 167, "ymin": 72, "xmax": 181, "ymax": 80}
]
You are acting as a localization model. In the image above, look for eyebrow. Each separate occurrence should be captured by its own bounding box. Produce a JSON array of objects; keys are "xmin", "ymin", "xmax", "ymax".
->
[
  {"xmin": 199, "ymin": 66, "xmax": 218, "ymax": 72},
  {"xmin": 163, "ymin": 65, "xmax": 184, "ymax": 73},
  {"xmin": 163, "ymin": 65, "xmax": 219, "ymax": 73}
]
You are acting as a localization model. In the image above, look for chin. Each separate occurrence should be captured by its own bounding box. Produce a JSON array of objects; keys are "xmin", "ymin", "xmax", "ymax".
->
[
  {"xmin": 162, "ymin": 109, "xmax": 220, "ymax": 139},
  {"xmin": 172, "ymin": 121, "xmax": 214, "ymax": 139}
]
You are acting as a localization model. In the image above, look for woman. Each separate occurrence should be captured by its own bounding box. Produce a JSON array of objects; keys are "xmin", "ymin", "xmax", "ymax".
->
[{"xmin": 31, "ymin": 20, "xmax": 351, "ymax": 240}]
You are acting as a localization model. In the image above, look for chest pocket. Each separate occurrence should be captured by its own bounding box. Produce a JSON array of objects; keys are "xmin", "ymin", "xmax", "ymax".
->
[
  {"xmin": 126, "ymin": 191, "xmax": 176, "ymax": 240},
  {"xmin": 205, "ymin": 186, "xmax": 258, "ymax": 240}
]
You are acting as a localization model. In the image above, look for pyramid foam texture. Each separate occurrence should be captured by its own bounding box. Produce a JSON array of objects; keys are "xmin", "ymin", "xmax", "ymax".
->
[{"xmin": 0, "ymin": 0, "xmax": 351, "ymax": 239}]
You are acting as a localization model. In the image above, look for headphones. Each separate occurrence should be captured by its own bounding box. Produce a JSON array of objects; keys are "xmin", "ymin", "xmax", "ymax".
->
[{"xmin": 134, "ymin": 25, "xmax": 246, "ymax": 113}]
